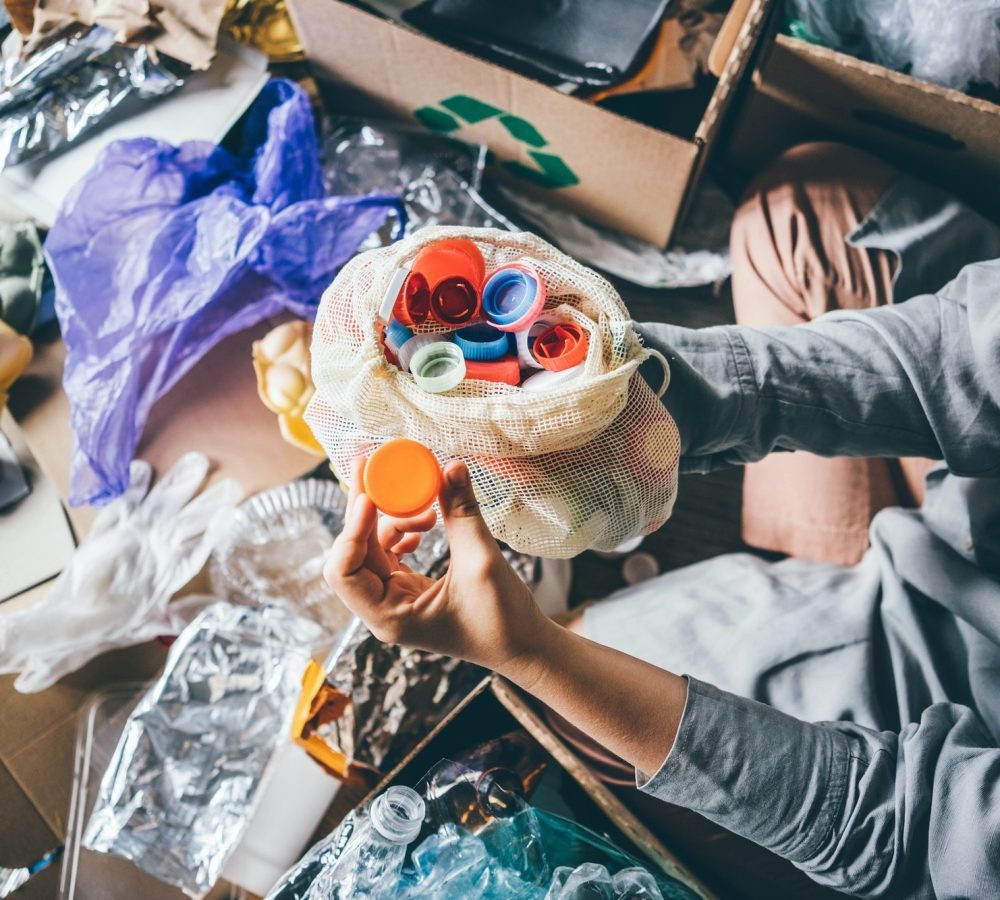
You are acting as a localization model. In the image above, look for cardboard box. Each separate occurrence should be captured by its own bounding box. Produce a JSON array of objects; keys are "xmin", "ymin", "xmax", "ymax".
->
[
  {"xmin": 726, "ymin": 33, "xmax": 1000, "ymax": 220},
  {"xmin": 335, "ymin": 675, "xmax": 714, "ymax": 899},
  {"xmin": 286, "ymin": 0, "xmax": 775, "ymax": 247}
]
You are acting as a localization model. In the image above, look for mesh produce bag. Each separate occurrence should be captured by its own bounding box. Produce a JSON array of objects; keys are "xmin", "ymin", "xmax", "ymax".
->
[{"xmin": 306, "ymin": 226, "xmax": 680, "ymax": 558}]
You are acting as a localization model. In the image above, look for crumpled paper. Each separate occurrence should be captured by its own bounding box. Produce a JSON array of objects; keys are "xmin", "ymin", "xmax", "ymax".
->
[
  {"xmin": 45, "ymin": 78, "xmax": 404, "ymax": 506},
  {"xmin": 83, "ymin": 602, "xmax": 321, "ymax": 898},
  {"xmin": 22, "ymin": 0, "xmax": 230, "ymax": 70}
]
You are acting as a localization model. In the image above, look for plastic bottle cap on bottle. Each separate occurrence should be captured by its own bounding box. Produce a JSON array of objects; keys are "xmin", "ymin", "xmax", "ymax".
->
[
  {"xmin": 532, "ymin": 321, "xmax": 588, "ymax": 371},
  {"xmin": 410, "ymin": 341, "xmax": 467, "ymax": 393},
  {"xmin": 464, "ymin": 356, "xmax": 521, "ymax": 385},
  {"xmin": 520, "ymin": 362, "xmax": 585, "ymax": 393},
  {"xmin": 363, "ymin": 439, "xmax": 442, "ymax": 518},
  {"xmin": 454, "ymin": 323, "xmax": 511, "ymax": 361},
  {"xmin": 430, "ymin": 277, "xmax": 480, "ymax": 325},
  {"xmin": 481, "ymin": 263, "xmax": 546, "ymax": 332},
  {"xmin": 368, "ymin": 786, "xmax": 426, "ymax": 844}
]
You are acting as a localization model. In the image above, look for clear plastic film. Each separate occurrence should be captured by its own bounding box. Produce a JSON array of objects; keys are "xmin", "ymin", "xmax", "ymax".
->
[
  {"xmin": 786, "ymin": 0, "xmax": 1000, "ymax": 92},
  {"xmin": 83, "ymin": 602, "xmax": 321, "ymax": 898}
]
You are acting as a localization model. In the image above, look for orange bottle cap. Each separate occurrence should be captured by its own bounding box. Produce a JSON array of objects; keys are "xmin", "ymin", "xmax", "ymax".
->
[
  {"xmin": 363, "ymin": 439, "xmax": 442, "ymax": 518},
  {"xmin": 532, "ymin": 321, "xmax": 589, "ymax": 371}
]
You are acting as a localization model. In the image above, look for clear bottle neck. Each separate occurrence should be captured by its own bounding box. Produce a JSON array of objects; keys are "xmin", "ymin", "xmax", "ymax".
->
[{"xmin": 368, "ymin": 786, "xmax": 425, "ymax": 844}]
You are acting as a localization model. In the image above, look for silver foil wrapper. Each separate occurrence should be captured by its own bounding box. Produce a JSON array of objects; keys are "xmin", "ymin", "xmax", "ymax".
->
[
  {"xmin": 301, "ymin": 530, "xmax": 540, "ymax": 777},
  {"xmin": 0, "ymin": 23, "xmax": 183, "ymax": 171},
  {"xmin": 83, "ymin": 602, "xmax": 321, "ymax": 898}
]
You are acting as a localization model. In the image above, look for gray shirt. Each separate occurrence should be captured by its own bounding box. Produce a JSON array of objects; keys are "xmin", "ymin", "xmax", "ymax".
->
[{"xmin": 625, "ymin": 178, "xmax": 1000, "ymax": 898}]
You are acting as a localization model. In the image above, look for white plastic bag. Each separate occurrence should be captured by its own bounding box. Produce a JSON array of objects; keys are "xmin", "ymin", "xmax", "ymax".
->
[{"xmin": 306, "ymin": 227, "xmax": 680, "ymax": 558}]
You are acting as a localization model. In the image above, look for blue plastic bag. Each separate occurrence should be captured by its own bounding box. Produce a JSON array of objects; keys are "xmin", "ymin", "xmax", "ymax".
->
[{"xmin": 46, "ymin": 79, "xmax": 403, "ymax": 505}]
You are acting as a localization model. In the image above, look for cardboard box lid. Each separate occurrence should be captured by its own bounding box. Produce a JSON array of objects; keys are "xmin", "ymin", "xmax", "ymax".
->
[
  {"xmin": 733, "ymin": 33, "xmax": 1000, "ymax": 217},
  {"xmin": 288, "ymin": 0, "xmax": 772, "ymax": 247}
]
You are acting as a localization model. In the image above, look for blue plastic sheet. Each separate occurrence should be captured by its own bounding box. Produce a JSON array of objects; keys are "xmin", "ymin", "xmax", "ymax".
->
[{"xmin": 46, "ymin": 79, "xmax": 404, "ymax": 505}]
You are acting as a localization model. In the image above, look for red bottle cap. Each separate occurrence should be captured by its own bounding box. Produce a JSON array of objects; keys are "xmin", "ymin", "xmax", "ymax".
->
[
  {"xmin": 430, "ymin": 277, "xmax": 480, "ymax": 325},
  {"xmin": 464, "ymin": 356, "xmax": 521, "ymax": 385},
  {"xmin": 532, "ymin": 322, "xmax": 589, "ymax": 371},
  {"xmin": 393, "ymin": 272, "xmax": 430, "ymax": 326},
  {"xmin": 411, "ymin": 239, "xmax": 485, "ymax": 325}
]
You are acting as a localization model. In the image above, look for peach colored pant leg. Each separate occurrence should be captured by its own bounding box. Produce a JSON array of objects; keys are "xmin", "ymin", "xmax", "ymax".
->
[{"xmin": 730, "ymin": 142, "xmax": 934, "ymax": 566}]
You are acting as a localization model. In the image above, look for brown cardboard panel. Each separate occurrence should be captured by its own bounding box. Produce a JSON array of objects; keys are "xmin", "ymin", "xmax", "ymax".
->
[
  {"xmin": 0, "ymin": 762, "xmax": 59, "ymax": 865},
  {"xmin": 728, "ymin": 35, "xmax": 1000, "ymax": 219},
  {"xmin": 288, "ymin": 0, "xmax": 701, "ymax": 246}
]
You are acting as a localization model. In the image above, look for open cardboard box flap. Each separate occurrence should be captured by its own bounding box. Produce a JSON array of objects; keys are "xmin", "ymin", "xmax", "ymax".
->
[{"xmin": 287, "ymin": 0, "xmax": 775, "ymax": 247}]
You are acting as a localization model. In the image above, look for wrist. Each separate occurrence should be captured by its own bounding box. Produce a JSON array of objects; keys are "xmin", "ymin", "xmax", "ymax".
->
[{"xmin": 495, "ymin": 615, "xmax": 568, "ymax": 694}]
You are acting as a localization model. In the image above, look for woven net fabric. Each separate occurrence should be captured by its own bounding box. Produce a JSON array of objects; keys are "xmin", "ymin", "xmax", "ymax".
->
[{"xmin": 306, "ymin": 226, "xmax": 680, "ymax": 558}]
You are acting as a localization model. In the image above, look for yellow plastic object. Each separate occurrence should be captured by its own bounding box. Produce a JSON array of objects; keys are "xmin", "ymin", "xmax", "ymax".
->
[
  {"xmin": 291, "ymin": 658, "xmax": 351, "ymax": 777},
  {"xmin": 0, "ymin": 320, "xmax": 32, "ymax": 412},
  {"xmin": 363, "ymin": 439, "xmax": 442, "ymax": 518},
  {"xmin": 252, "ymin": 320, "xmax": 325, "ymax": 456}
]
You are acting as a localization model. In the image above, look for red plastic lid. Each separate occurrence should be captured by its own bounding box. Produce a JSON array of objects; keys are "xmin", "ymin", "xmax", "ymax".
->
[
  {"xmin": 464, "ymin": 356, "xmax": 521, "ymax": 385},
  {"xmin": 532, "ymin": 322, "xmax": 589, "ymax": 371},
  {"xmin": 363, "ymin": 439, "xmax": 442, "ymax": 518},
  {"xmin": 393, "ymin": 272, "xmax": 431, "ymax": 326},
  {"xmin": 431, "ymin": 277, "xmax": 480, "ymax": 325}
]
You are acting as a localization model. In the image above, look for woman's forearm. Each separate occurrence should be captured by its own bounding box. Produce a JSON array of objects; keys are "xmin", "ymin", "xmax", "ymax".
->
[{"xmin": 498, "ymin": 620, "xmax": 687, "ymax": 776}]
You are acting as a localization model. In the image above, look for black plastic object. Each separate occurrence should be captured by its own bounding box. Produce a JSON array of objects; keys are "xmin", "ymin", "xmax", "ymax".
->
[{"xmin": 404, "ymin": 0, "xmax": 673, "ymax": 87}]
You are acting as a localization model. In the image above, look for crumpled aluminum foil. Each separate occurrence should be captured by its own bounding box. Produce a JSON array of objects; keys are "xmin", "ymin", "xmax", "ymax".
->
[
  {"xmin": 299, "ymin": 524, "xmax": 540, "ymax": 778},
  {"xmin": 0, "ymin": 23, "xmax": 183, "ymax": 171},
  {"xmin": 83, "ymin": 602, "xmax": 321, "ymax": 898}
]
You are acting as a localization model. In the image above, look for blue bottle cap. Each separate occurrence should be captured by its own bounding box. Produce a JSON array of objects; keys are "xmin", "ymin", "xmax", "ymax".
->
[
  {"xmin": 385, "ymin": 319, "xmax": 414, "ymax": 354},
  {"xmin": 481, "ymin": 263, "xmax": 546, "ymax": 332},
  {"xmin": 453, "ymin": 323, "xmax": 512, "ymax": 361}
]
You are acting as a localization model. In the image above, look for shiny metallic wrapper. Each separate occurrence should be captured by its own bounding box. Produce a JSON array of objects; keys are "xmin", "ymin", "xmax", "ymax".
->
[
  {"xmin": 298, "ymin": 530, "xmax": 540, "ymax": 778},
  {"xmin": 83, "ymin": 602, "xmax": 321, "ymax": 898},
  {"xmin": 0, "ymin": 24, "xmax": 182, "ymax": 171}
]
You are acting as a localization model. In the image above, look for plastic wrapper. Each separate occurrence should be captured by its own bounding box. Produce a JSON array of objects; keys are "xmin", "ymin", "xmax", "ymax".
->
[
  {"xmin": 546, "ymin": 863, "xmax": 664, "ymax": 899},
  {"xmin": 83, "ymin": 602, "xmax": 320, "ymax": 898},
  {"xmin": 322, "ymin": 118, "xmax": 516, "ymax": 247},
  {"xmin": 0, "ymin": 23, "xmax": 183, "ymax": 170},
  {"xmin": 210, "ymin": 478, "xmax": 355, "ymax": 640},
  {"xmin": 786, "ymin": 0, "xmax": 1000, "ymax": 92},
  {"xmin": 45, "ymin": 78, "xmax": 404, "ymax": 506}
]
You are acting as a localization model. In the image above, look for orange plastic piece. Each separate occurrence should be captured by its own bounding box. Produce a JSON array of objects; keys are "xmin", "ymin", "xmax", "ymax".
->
[
  {"xmin": 533, "ymin": 322, "xmax": 589, "ymax": 371},
  {"xmin": 464, "ymin": 356, "xmax": 521, "ymax": 385},
  {"xmin": 363, "ymin": 438, "xmax": 442, "ymax": 517},
  {"xmin": 411, "ymin": 239, "xmax": 485, "ymax": 325}
]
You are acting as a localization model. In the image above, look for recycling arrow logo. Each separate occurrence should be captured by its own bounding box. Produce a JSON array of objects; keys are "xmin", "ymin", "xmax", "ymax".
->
[{"xmin": 414, "ymin": 94, "xmax": 580, "ymax": 189}]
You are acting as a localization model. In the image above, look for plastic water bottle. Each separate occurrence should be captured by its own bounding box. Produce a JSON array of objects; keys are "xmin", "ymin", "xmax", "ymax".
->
[{"xmin": 307, "ymin": 785, "xmax": 425, "ymax": 899}]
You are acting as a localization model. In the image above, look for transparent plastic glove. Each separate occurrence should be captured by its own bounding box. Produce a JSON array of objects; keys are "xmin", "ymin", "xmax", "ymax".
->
[{"xmin": 0, "ymin": 452, "xmax": 242, "ymax": 693}]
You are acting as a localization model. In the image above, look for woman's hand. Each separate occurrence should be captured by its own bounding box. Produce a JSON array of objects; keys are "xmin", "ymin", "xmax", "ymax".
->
[{"xmin": 324, "ymin": 457, "xmax": 556, "ymax": 676}]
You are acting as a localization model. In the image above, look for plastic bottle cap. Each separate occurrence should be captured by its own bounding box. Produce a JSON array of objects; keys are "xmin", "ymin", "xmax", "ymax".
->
[
  {"xmin": 410, "ymin": 341, "xmax": 466, "ymax": 393},
  {"xmin": 394, "ymin": 272, "xmax": 430, "ymax": 325},
  {"xmin": 368, "ymin": 786, "xmax": 426, "ymax": 844},
  {"xmin": 481, "ymin": 263, "xmax": 546, "ymax": 332},
  {"xmin": 430, "ymin": 277, "xmax": 480, "ymax": 325},
  {"xmin": 520, "ymin": 362, "xmax": 585, "ymax": 393},
  {"xmin": 454, "ymin": 323, "xmax": 511, "ymax": 361},
  {"xmin": 363, "ymin": 439, "xmax": 442, "ymax": 518},
  {"xmin": 514, "ymin": 315, "xmax": 559, "ymax": 369},
  {"xmin": 464, "ymin": 356, "xmax": 521, "ymax": 385},
  {"xmin": 378, "ymin": 267, "xmax": 411, "ymax": 323},
  {"xmin": 532, "ymin": 321, "xmax": 589, "ymax": 371},
  {"xmin": 384, "ymin": 319, "xmax": 414, "ymax": 356},
  {"xmin": 397, "ymin": 332, "xmax": 450, "ymax": 374}
]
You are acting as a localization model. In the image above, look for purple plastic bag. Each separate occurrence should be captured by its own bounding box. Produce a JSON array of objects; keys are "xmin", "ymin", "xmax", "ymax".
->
[{"xmin": 46, "ymin": 79, "xmax": 404, "ymax": 506}]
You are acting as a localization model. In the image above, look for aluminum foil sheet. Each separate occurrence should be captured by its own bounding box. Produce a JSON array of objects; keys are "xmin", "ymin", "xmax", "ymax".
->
[
  {"xmin": 298, "ymin": 532, "xmax": 540, "ymax": 778},
  {"xmin": 0, "ymin": 24, "xmax": 183, "ymax": 171},
  {"xmin": 83, "ymin": 602, "xmax": 321, "ymax": 898}
]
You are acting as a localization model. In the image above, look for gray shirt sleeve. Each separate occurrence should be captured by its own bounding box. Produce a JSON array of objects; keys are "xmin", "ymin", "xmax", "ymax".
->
[
  {"xmin": 639, "ymin": 680, "xmax": 1000, "ymax": 898},
  {"xmin": 637, "ymin": 259, "xmax": 1000, "ymax": 477},
  {"xmin": 633, "ymin": 259, "xmax": 1000, "ymax": 896}
]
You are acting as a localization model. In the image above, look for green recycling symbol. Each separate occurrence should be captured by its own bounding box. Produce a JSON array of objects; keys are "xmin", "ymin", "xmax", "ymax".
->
[{"xmin": 413, "ymin": 94, "xmax": 580, "ymax": 189}]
